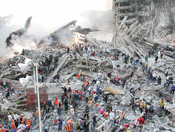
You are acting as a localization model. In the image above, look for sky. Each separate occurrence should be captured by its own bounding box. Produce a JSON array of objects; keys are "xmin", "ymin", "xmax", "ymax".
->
[{"xmin": 0, "ymin": 0, "xmax": 112, "ymax": 36}]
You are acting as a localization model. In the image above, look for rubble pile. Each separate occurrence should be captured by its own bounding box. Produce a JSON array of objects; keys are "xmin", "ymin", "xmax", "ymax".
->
[{"xmin": 0, "ymin": 0, "xmax": 175, "ymax": 132}]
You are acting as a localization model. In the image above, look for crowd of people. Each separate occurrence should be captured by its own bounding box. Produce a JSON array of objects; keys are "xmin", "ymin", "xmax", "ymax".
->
[{"xmin": 0, "ymin": 45, "xmax": 174, "ymax": 132}]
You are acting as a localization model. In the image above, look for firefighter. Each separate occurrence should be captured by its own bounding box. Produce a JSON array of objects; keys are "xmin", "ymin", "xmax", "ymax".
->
[
  {"xmin": 26, "ymin": 117, "xmax": 31, "ymax": 131},
  {"xmin": 19, "ymin": 114, "xmax": 24, "ymax": 124}
]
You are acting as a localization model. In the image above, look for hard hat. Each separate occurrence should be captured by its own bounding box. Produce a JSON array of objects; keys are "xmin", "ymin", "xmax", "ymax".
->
[
  {"xmin": 115, "ymin": 103, "xmax": 118, "ymax": 105},
  {"xmin": 104, "ymin": 92, "xmax": 107, "ymax": 94},
  {"xmin": 0, "ymin": 125, "xmax": 3, "ymax": 127},
  {"xmin": 21, "ymin": 114, "xmax": 23, "ymax": 116},
  {"xmin": 128, "ymin": 127, "xmax": 131, "ymax": 130},
  {"xmin": 58, "ymin": 99, "xmax": 60, "ymax": 102},
  {"xmin": 144, "ymin": 104, "xmax": 146, "ymax": 106},
  {"xmin": 140, "ymin": 114, "xmax": 142, "ymax": 117},
  {"xmin": 57, "ymin": 117, "xmax": 59, "ymax": 119},
  {"xmin": 121, "ymin": 111, "xmax": 124, "ymax": 114},
  {"xmin": 54, "ymin": 110, "xmax": 56, "ymax": 112},
  {"xmin": 43, "ymin": 101, "xmax": 46, "ymax": 103},
  {"xmin": 27, "ymin": 117, "xmax": 30, "ymax": 120},
  {"xmin": 120, "ymin": 126, "xmax": 123, "ymax": 129},
  {"xmin": 115, "ymin": 123, "xmax": 118, "ymax": 126},
  {"xmin": 45, "ymin": 126, "xmax": 48, "ymax": 129},
  {"xmin": 62, "ymin": 91, "xmax": 64, "ymax": 93},
  {"xmin": 11, "ymin": 119, "xmax": 14, "ymax": 122}
]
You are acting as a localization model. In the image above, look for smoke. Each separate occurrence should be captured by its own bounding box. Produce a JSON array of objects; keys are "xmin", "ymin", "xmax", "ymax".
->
[
  {"xmin": 0, "ymin": 0, "xmax": 114, "ymax": 60},
  {"xmin": 78, "ymin": 10, "xmax": 114, "ymax": 42}
]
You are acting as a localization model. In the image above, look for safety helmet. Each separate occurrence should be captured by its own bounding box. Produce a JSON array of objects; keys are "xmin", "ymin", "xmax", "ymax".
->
[
  {"xmin": 144, "ymin": 104, "xmax": 146, "ymax": 106},
  {"xmin": 27, "ymin": 117, "xmax": 30, "ymax": 120},
  {"xmin": 54, "ymin": 110, "xmax": 56, "ymax": 113},
  {"xmin": 21, "ymin": 114, "xmax": 23, "ymax": 116},
  {"xmin": 140, "ymin": 114, "xmax": 142, "ymax": 117},
  {"xmin": 62, "ymin": 91, "xmax": 64, "ymax": 93},
  {"xmin": 139, "ymin": 98, "xmax": 142, "ymax": 100},
  {"xmin": 115, "ymin": 103, "xmax": 118, "ymax": 105},
  {"xmin": 0, "ymin": 125, "xmax": 3, "ymax": 127},
  {"xmin": 11, "ymin": 119, "xmax": 14, "ymax": 122},
  {"xmin": 121, "ymin": 111, "xmax": 124, "ymax": 114}
]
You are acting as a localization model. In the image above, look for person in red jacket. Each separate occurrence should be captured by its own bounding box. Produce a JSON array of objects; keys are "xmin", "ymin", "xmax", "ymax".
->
[{"xmin": 137, "ymin": 114, "xmax": 145, "ymax": 131}]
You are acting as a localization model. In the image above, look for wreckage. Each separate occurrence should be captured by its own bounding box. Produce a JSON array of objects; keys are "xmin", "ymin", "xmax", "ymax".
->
[
  {"xmin": 6, "ymin": 16, "xmax": 32, "ymax": 47},
  {"xmin": 0, "ymin": 0, "xmax": 175, "ymax": 131}
]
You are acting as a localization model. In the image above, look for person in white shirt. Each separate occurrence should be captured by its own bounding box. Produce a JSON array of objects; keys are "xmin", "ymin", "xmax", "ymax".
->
[
  {"xmin": 108, "ymin": 110, "xmax": 115, "ymax": 127},
  {"xmin": 17, "ymin": 123, "xmax": 26, "ymax": 132},
  {"xmin": 97, "ymin": 71, "xmax": 102, "ymax": 80},
  {"xmin": 8, "ymin": 113, "xmax": 12, "ymax": 129},
  {"xmin": 13, "ymin": 112, "xmax": 19, "ymax": 128}
]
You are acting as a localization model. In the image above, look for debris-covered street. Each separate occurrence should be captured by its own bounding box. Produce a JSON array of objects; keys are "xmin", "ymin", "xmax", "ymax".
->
[{"xmin": 0, "ymin": 0, "xmax": 175, "ymax": 132}]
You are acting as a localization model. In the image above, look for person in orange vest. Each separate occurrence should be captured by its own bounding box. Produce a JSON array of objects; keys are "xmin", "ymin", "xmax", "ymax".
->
[
  {"xmin": 36, "ymin": 108, "xmax": 42, "ymax": 118},
  {"xmin": 103, "ymin": 112, "xmax": 108, "ymax": 118},
  {"xmin": 0, "ymin": 125, "xmax": 4, "ymax": 132},
  {"xmin": 66, "ymin": 123, "xmax": 71, "ymax": 132},
  {"xmin": 120, "ymin": 111, "xmax": 125, "ymax": 125},
  {"xmin": 54, "ymin": 97, "xmax": 58, "ymax": 109},
  {"xmin": 77, "ymin": 74, "xmax": 80, "ymax": 79},
  {"xmin": 26, "ymin": 117, "xmax": 31, "ymax": 131},
  {"xmin": 19, "ymin": 114, "xmax": 24, "ymax": 124},
  {"xmin": 11, "ymin": 119, "xmax": 16, "ymax": 130},
  {"xmin": 139, "ymin": 99, "xmax": 144, "ymax": 113}
]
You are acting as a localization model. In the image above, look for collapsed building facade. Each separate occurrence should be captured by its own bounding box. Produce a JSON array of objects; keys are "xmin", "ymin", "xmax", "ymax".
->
[{"xmin": 0, "ymin": 0, "xmax": 174, "ymax": 132}]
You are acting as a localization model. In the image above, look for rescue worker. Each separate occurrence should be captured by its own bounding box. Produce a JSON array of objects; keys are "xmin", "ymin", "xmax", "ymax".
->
[
  {"xmin": 43, "ymin": 100, "xmax": 47, "ymax": 114},
  {"xmin": 57, "ymin": 99, "xmax": 62, "ymax": 115},
  {"xmin": 92, "ymin": 115, "xmax": 97, "ymax": 131},
  {"xmin": 53, "ymin": 110, "xmax": 58, "ymax": 126},
  {"xmin": 137, "ymin": 114, "xmax": 145, "ymax": 132},
  {"xmin": 47, "ymin": 98, "xmax": 54, "ymax": 112},
  {"xmin": 19, "ymin": 114, "xmax": 24, "ymax": 124},
  {"xmin": 84, "ymin": 105, "xmax": 89, "ymax": 120},
  {"xmin": 159, "ymin": 98, "xmax": 165, "ymax": 109},
  {"xmin": 107, "ymin": 71, "xmax": 112, "ymax": 84},
  {"xmin": 0, "ymin": 125, "xmax": 4, "ymax": 132},
  {"xmin": 13, "ymin": 112, "xmax": 19, "ymax": 128},
  {"xmin": 32, "ymin": 111, "xmax": 36, "ymax": 127},
  {"xmin": 64, "ymin": 98, "xmax": 68, "ymax": 113},
  {"xmin": 108, "ymin": 110, "xmax": 115, "ymax": 127},
  {"xmin": 66, "ymin": 122, "xmax": 71, "ymax": 132},
  {"xmin": 17, "ymin": 121, "xmax": 26, "ymax": 132},
  {"xmin": 120, "ymin": 111, "xmax": 125, "ymax": 125},
  {"xmin": 170, "ymin": 84, "xmax": 175, "ymax": 94},
  {"xmin": 54, "ymin": 97, "xmax": 58, "ymax": 109},
  {"xmin": 58, "ymin": 117, "xmax": 63, "ymax": 131},
  {"xmin": 139, "ymin": 99, "xmax": 143, "ymax": 113},
  {"xmin": 11, "ymin": 119, "xmax": 16, "ymax": 130},
  {"xmin": 25, "ymin": 117, "xmax": 31, "ymax": 132},
  {"xmin": 88, "ymin": 98, "xmax": 93, "ymax": 113}
]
